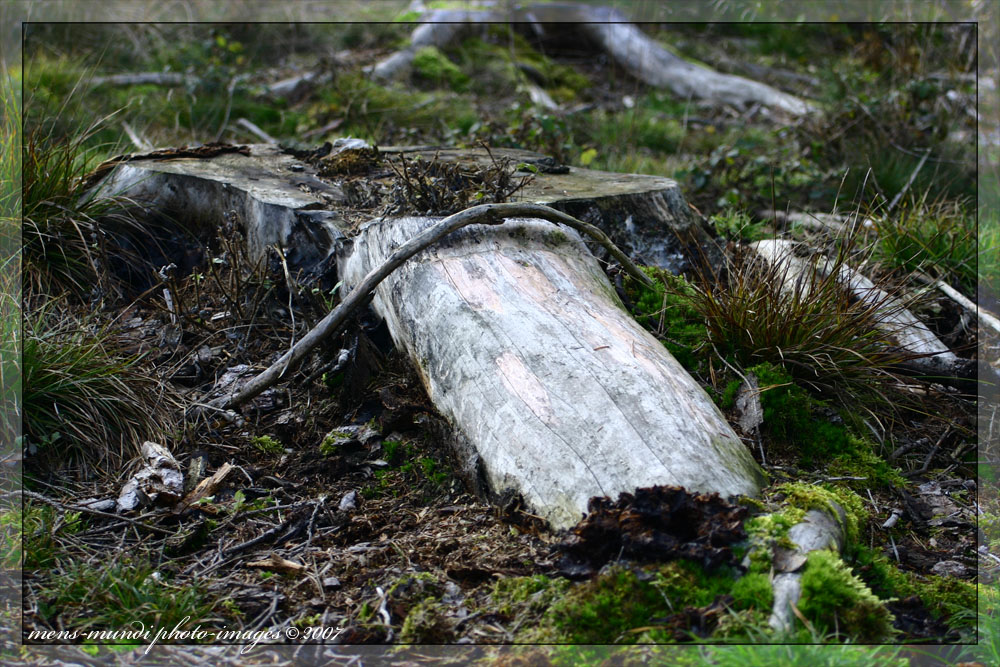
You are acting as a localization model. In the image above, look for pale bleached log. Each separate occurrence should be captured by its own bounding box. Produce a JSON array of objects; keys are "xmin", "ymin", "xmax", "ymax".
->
[
  {"xmin": 90, "ymin": 72, "xmax": 193, "ymax": 87},
  {"xmin": 932, "ymin": 278, "xmax": 1000, "ymax": 337},
  {"xmin": 521, "ymin": 5, "xmax": 816, "ymax": 116},
  {"xmin": 210, "ymin": 203, "xmax": 654, "ymax": 413},
  {"xmin": 749, "ymin": 239, "xmax": 975, "ymax": 389},
  {"xmin": 341, "ymin": 214, "xmax": 765, "ymax": 528}
]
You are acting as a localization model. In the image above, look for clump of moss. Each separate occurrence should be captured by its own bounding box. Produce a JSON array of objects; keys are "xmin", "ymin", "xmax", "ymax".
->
[
  {"xmin": 712, "ymin": 378, "xmax": 742, "ymax": 410},
  {"xmin": 750, "ymin": 362, "xmax": 849, "ymax": 456},
  {"xmin": 534, "ymin": 562, "xmax": 737, "ymax": 644},
  {"xmin": 748, "ymin": 363, "xmax": 899, "ymax": 485},
  {"xmin": 548, "ymin": 566, "xmax": 667, "ymax": 643},
  {"xmin": 855, "ymin": 544, "xmax": 976, "ymax": 630},
  {"xmin": 711, "ymin": 208, "xmax": 768, "ymax": 242},
  {"xmin": 400, "ymin": 599, "xmax": 453, "ymax": 643},
  {"xmin": 797, "ymin": 549, "xmax": 895, "ymax": 642},
  {"xmin": 776, "ymin": 482, "xmax": 868, "ymax": 547},
  {"xmin": 492, "ymin": 574, "xmax": 568, "ymax": 619},
  {"xmin": 625, "ymin": 267, "xmax": 708, "ymax": 372},
  {"xmin": 743, "ymin": 508, "xmax": 805, "ymax": 572},
  {"xmin": 319, "ymin": 429, "xmax": 354, "ymax": 456},
  {"xmin": 318, "ymin": 145, "xmax": 381, "ymax": 177},
  {"xmin": 413, "ymin": 46, "xmax": 469, "ymax": 91},
  {"xmin": 729, "ymin": 572, "xmax": 774, "ymax": 613}
]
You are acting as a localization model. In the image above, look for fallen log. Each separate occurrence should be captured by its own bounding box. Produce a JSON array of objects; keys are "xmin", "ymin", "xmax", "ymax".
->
[
  {"xmin": 373, "ymin": 4, "xmax": 815, "ymax": 116},
  {"xmin": 341, "ymin": 212, "xmax": 765, "ymax": 527},
  {"xmin": 208, "ymin": 203, "xmax": 654, "ymax": 413},
  {"xmin": 90, "ymin": 142, "xmax": 766, "ymax": 528},
  {"xmin": 767, "ymin": 505, "xmax": 847, "ymax": 633}
]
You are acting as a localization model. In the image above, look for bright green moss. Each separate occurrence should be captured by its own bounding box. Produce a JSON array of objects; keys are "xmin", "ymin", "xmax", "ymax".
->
[
  {"xmin": 744, "ymin": 508, "xmax": 805, "ymax": 571},
  {"xmin": 625, "ymin": 267, "xmax": 708, "ymax": 373},
  {"xmin": 399, "ymin": 599, "xmax": 452, "ymax": 644},
  {"xmin": 798, "ymin": 549, "xmax": 895, "ymax": 642},
  {"xmin": 777, "ymin": 482, "xmax": 867, "ymax": 547},
  {"xmin": 251, "ymin": 434, "xmax": 283, "ymax": 455},
  {"xmin": 713, "ymin": 379, "xmax": 742, "ymax": 410},
  {"xmin": 548, "ymin": 566, "xmax": 667, "ymax": 643},
  {"xmin": 729, "ymin": 572, "xmax": 774, "ymax": 612},
  {"xmin": 492, "ymin": 574, "xmax": 568, "ymax": 618},
  {"xmin": 750, "ymin": 362, "xmax": 850, "ymax": 458},
  {"xmin": 540, "ymin": 562, "xmax": 736, "ymax": 644},
  {"xmin": 412, "ymin": 46, "xmax": 469, "ymax": 91}
]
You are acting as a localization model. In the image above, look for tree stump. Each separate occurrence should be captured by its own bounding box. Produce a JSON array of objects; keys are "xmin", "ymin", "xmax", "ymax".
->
[{"xmin": 93, "ymin": 143, "xmax": 766, "ymax": 528}]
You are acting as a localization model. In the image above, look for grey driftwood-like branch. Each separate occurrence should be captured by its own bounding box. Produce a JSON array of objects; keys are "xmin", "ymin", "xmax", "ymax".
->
[
  {"xmin": 372, "ymin": 4, "xmax": 815, "ymax": 116},
  {"xmin": 207, "ymin": 202, "xmax": 653, "ymax": 412}
]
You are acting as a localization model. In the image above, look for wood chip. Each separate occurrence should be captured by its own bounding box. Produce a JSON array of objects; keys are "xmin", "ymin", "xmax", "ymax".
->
[
  {"xmin": 247, "ymin": 553, "xmax": 306, "ymax": 575},
  {"xmin": 176, "ymin": 462, "xmax": 234, "ymax": 511}
]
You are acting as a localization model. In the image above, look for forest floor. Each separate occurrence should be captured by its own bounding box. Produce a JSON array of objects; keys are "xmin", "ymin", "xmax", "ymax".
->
[{"xmin": 5, "ymin": 8, "xmax": 1000, "ymax": 665}]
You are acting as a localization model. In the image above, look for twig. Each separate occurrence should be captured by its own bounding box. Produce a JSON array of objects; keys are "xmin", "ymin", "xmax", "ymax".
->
[
  {"xmin": 274, "ymin": 245, "xmax": 297, "ymax": 353},
  {"xmin": 206, "ymin": 202, "xmax": 651, "ymax": 411},
  {"xmin": 881, "ymin": 508, "xmax": 903, "ymax": 529},
  {"xmin": 902, "ymin": 427, "xmax": 951, "ymax": 478},
  {"xmin": 214, "ymin": 75, "xmax": 241, "ymax": 143},
  {"xmin": 375, "ymin": 585, "xmax": 393, "ymax": 642},
  {"xmin": 223, "ymin": 518, "xmax": 304, "ymax": 557}
]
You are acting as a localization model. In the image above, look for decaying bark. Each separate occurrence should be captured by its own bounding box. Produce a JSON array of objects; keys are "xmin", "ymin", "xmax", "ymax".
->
[
  {"xmin": 373, "ymin": 4, "xmax": 815, "ymax": 116},
  {"xmin": 90, "ymin": 142, "xmax": 764, "ymax": 528}
]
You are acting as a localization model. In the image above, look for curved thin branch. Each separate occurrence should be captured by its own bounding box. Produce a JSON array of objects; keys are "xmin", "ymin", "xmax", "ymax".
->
[{"xmin": 208, "ymin": 202, "xmax": 652, "ymax": 411}]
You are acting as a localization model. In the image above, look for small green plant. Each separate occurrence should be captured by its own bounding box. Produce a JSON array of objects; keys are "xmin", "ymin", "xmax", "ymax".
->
[
  {"xmin": 23, "ymin": 502, "xmax": 83, "ymax": 571},
  {"xmin": 251, "ymin": 434, "xmax": 283, "ymax": 455},
  {"xmin": 711, "ymin": 208, "xmax": 768, "ymax": 242}
]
